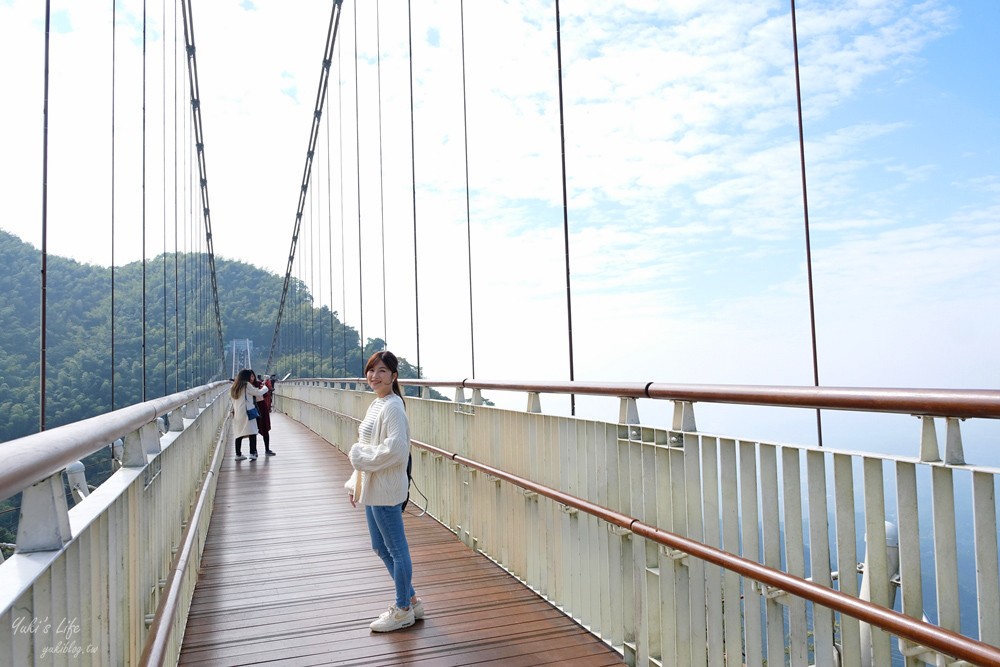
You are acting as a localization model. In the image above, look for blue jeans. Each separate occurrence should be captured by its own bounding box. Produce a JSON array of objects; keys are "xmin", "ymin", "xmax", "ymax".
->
[{"xmin": 365, "ymin": 503, "xmax": 415, "ymax": 609}]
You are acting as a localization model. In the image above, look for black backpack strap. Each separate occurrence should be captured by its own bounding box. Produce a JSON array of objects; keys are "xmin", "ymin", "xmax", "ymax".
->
[{"xmin": 401, "ymin": 453, "xmax": 413, "ymax": 511}]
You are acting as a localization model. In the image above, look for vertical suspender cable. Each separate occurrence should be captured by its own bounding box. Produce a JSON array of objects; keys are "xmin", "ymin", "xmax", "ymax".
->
[
  {"xmin": 182, "ymin": 103, "xmax": 188, "ymax": 386},
  {"xmin": 190, "ymin": 120, "xmax": 196, "ymax": 381},
  {"xmin": 202, "ymin": 230, "xmax": 206, "ymax": 379},
  {"xmin": 459, "ymin": 0, "xmax": 476, "ymax": 378},
  {"xmin": 300, "ymin": 249, "xmax": 304, "ymax": 370},
  {"xmin": 327, "ymin": 79, "xmax": 335, "ymax": 376},
  {"xmin": 142, "ymin": 0, "xmax": 148, "ymax": 401},
  {"xmin": 376, "ymin": 0, "xmax": 388, "ymax": 348},
  {"xmin": 311, "ymin": 178, "xmax": 316, "ymax": 376},
  {"xmin": 339, "ymin": 36, "xmax": 348, "ymax": 374},
  {"xmin": 40, "ymin": 0, "xmax": 52, "ymax": 430},
  {"xmin": 183, "ymin": 107, "xmax": 191, "ymax": 386},
  {"xmin": 110, "ymin": 0, "xmax": 117, "ymax": 410},
  {"xmin": 353, "ymin": 3, "xmax": 364, "ymax": 366},
  {"xmin": 173, "ymin": 0, "xmax": 180, "ymax": 391},
  {"xmin": 790, "ymin": 0, "xmax": 823, "ymax": 446},
  {"xmin": 162, "ymin": 0, "xmax": 168, "ymax": 396},
  {"xmin": 317, "ymin": 138, "xmax": 324, "ymax": 374},
  {"xmin": 407, "ymin": 0, "xmax": 422, "ymax": 378},
  {"xmin": 195, "ymin": 172, "xmax": 201, "ymax": 379},
  {"xmin": 554, "ymin": 0, "xmax": 576, "ymax": 415},
  {"xmin": 299, "ymin": 236, "xmax": 304, "ymax": 367}
]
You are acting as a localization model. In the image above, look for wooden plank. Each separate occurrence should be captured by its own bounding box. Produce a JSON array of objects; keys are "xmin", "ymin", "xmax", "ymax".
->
[{"xmin": 178, "ymin": 413, "xmax": 624, "ymax": 666}]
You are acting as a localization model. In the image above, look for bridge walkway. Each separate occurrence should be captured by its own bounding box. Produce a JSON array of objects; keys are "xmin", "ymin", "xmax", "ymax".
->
[{"xmin": 178, "ymin": 411, "xmax": 624, "ymax": 666}]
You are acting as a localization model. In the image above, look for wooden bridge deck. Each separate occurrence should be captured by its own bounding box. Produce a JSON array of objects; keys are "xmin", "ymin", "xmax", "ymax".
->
[{"xmin": 178, "ymin": 412, "xmax": 625, "ymax": 666}]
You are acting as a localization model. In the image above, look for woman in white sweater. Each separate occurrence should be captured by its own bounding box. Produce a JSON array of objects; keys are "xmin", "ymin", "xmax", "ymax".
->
[
  {"xmin": 230, "ymin": 369, "xmax": 268, "ymax": 461},
  {"xmin": 345, "ymin": 351, "xmax": 423, "ymax": 632}
]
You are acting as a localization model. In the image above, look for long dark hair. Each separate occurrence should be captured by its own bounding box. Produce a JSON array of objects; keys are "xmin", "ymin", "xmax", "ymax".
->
[
  {"xmin": 230, "ymin": 369, "xmax": 253, "ymax": 399},
  {"xmin": 365, "ymin": 350, "xmax": 403, "ymax": 400}
]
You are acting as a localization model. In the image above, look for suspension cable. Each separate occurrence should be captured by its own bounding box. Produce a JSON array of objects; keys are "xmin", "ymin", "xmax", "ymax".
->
[
  {"xmin": 459, "ymin": 0, "xmax": 476, "ymax": 378},
  {"xmin": 790, "ymin": 0, "xmax": 823, "ymax": 446},
  {"xmin": 353, "ymin": 3, "xmax": 364, "ymax": 364},
  {"xmin": 142, "ymin": 0, "xmax": 148, "ymax": 401},
  {"xmin": 40, "ymin": 0, "xmax": 52, "ymax": 430},
  {"xmin": 339, "ymin": 35, "xmax": 348, "ymax": 374},
  {"xmin": 266, "ymin": 0, "xmax": 345, "ymax": 374},
  {"xmin": 310, "ymin": 173, "xmax": 317, "ymax": 376},
  {"xmin": 407, "ymin": 0, "xmax": 422, "ymax": 378},
  {"xmin": 162, "ymin": 0, "xmax": 168, "ymax": 396},
  {"xmin": 182, "ymin": 100, "xmax": 190, "ymax": 387},
  {"xmin": 173, "ymin": 0, "xmax": 180, "ymax": 392},
  {"xmin": 554, "ymin": 0, "xmax": 577, "ymax": 415},
  {"xmin": 110, "ymin": 0, "xmax": 117, "ymax": 409},
  {"xmin": 316, "ymin": 137, "xmax": 324, "ymax": 374},
  {"xmin": 376, "ymin": 0, "xmax": 388, "ymax": 348},
  {"xmin": 179, "ymin": 0, "xmax": 227, "ymax": 372},
  {"xmin": 326, "ymin": 72, "xmax": 335, "ymax": 375}
]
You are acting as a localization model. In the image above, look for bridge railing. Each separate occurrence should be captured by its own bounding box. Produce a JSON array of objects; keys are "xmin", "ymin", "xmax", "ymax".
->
[
  {"xmin": 0, "ymin": 382, "xmax": 229, "ymax": 666},
  {"xmin": 278, "ymin": 378, "xmax": 1000, "ymax": 667}
]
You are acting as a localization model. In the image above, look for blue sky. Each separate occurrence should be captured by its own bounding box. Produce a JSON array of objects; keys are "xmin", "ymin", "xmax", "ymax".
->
[{"xmin": 1, "ymin": 0, "xmax": 998, "ymax": 455}]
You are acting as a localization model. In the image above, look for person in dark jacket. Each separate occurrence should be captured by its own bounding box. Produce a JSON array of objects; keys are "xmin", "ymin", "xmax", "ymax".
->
[{"xmin": 251, "ymin": 371, "xmax": 276, "ymax": 456}]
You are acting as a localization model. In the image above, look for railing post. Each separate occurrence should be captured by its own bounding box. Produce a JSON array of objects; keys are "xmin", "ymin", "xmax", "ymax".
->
[
  {"xmin": 472, "ymin": 388, "xmax": 483, "ymax": 405},
  {"xmin": 526, "ymin": 392, "xmax": 541, "ymax": 413},
  {"xmin": 455, "ymin": 387, "xmax": 466, "ymax": 404},
  {"xmin": 183, "ymin": 400, "xmax": 199, "ymax": 419},
  {"xmin": 672, "ymin": 400, "xmax": 696, "ymax": 431},
  {"xmin": 619, "ymin": 397, "xmax": 639, "ymax": 424},
  {"xmin": 168, "ymin": 409, "xmax": 185, "ymax": 432},
  {"xmin": 944, "ymin": 417, "xmax": 965, "ymax": 465},
  {"xmin": 65, "ymin": 461, "xmax": 90, "ymax": 502},
  {"xmin": 122, "ymin": 422, "xmax": 160, "ymax": 467},
  {"xmin": 144, "ymin": 421, "xmax": 163, "ymax": 458},
  {"xmin": 16, "ymin": 473, "xmax": 72, "ymax": 552},
  {"xmin": 919, "ymin": 416, "xmax": 940, "ymax": 462}
]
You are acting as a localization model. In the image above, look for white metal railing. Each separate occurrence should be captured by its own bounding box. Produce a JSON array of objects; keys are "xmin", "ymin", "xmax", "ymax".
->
[
  {"xmin": 0, "ymin": 382, "xmax": 229, "ymax": 666},
  {"xmin": 277, "ymin": 378, "xmax": 1000, "ymax": 667}
]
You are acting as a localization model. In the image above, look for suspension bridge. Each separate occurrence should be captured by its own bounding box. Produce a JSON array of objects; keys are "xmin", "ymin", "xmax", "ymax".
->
[{"xmin": 2, "ymin": 1, "xmax": 1000, "ymax": 665}]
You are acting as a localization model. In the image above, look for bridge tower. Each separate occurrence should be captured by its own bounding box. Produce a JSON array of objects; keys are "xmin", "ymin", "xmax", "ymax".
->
[{"xmin": 230, "ymin": 339, "xmax": 255, "ymax": 378}]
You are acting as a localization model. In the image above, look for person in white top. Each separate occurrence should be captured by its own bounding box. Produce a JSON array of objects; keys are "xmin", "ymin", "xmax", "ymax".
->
[
  {"xmin": 229, "ymin": 369, "xmax": 268, "ymax": 461},
  {"xmin": 345, "ymin": 351, "xmax": 424, "ymax": 632}
]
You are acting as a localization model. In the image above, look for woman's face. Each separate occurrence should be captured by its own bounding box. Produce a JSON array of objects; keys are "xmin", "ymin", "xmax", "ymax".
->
[
  {"xmin": 249, "ymin": 373, "xmax": 256, "ymax": 383},
  {"xmin": 366, "ymin": 360, "xmax": 396, "ymax": 397}
]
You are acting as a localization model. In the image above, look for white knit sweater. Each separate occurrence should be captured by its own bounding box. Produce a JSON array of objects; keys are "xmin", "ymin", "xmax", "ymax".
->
[{"xmin": 345, "ymin": 393, "xmax": 411, "ymax": 506}]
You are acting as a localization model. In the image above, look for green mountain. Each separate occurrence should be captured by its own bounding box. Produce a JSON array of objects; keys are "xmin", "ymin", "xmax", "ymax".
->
[{"xmin": 0, "ymin": 229, "xmax": 426, "ymax": 551}]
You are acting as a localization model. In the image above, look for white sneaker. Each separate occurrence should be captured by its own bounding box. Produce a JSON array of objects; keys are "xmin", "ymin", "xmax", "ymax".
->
[
  {"xmin": 249, "ymin": 454, "xmax": 258, "ymax": 461},
  {"xmin": 412, "ymin": 598, "xmax": 425, "ymax": 620},
  {"xmin": 235, "ymin": 455, "xmax": 247, "ymax": 461},
  {"xmin": 369, "ymin": 605, "xmax": 414, "ymax": 632}
]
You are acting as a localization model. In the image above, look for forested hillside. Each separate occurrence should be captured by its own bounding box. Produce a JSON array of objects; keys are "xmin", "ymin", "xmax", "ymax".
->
[{"xmin": 0, "ymin": 229, "xmax": 425, "ymax": 551}]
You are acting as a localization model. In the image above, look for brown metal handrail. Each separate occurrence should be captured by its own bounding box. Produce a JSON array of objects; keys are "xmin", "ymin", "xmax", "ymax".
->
[
  {"xmin": 0, "ymin": 382, "xmax": 228, "ymax": 503},
  {"xmin": 410, "ymin": 436, "xmax": 1000, "ymax": 667},
  {"xmin": 307, "ymin": 377, "xmax": 1000, "ymax": 419}
]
